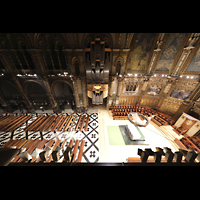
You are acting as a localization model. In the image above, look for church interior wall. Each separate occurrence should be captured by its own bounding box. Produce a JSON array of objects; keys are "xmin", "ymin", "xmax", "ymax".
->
[{"xmin": 0, "ymin": 33, "xmax": 200, "ymax": 120}]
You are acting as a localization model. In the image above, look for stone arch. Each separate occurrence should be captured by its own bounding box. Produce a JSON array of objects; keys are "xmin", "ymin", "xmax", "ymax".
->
[
  {"xmin": 51, "ymin": 80, "xmax": 75, "ymax": 110},
  {"xmin": 72, "ymin": 57, "xmax": 80, "ymax": 76},
  {"xmin": 34, "ymin": 33, "xmax": 67, "ymax": 49},
  {"xmin": 82, "ymin": 33, "xmax": 113, "ymax": 48},
  {"xmin": 0, "ymin": 80, "xmax": 22, "ymax": 109},
  {"xmin": 24, "ymin": 80, "xmax": 50, "ymax": 109},
  {"xmin": 51, "ymin": 80, "xmax": 74, "ymax": 96},
  {"xmin": 8, "ymin": 33, "xmax": 32, "ymax": 49},
  {"xmin": 114, "ymin": 56, "xmax": 124, "ymax": 75},
  {"xmin": 0, "ymin": 33, "xmax": 11, "ymax": 49}
]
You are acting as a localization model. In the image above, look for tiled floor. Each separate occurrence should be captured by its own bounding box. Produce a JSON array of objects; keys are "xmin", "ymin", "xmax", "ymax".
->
[
  {"xmin": 0, "ymin": 111, "xmax": 99, "ymax": 163},
  {"xmin": 0, "ymin": 105, "xmax": 182, "ymax": 163}
]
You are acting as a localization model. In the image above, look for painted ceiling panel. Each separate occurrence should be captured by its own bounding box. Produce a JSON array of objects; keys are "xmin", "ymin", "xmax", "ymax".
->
[
  {"xmin": 186, "ymin": 47, "xmax": 200, "ymax": 72},
  {"xmin": 126, "ymin": 33, "xmax": 156, "ymax": 72},
  {"xmin": 155, "ymin": 33, "xmax": 186, "ymax": 71}
]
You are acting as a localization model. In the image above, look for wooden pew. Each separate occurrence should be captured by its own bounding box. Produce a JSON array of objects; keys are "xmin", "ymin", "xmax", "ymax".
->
[
  {"xmin": 63, "ymin": 116, "xmax": 73, "ymax": 132},
  {"xmin": 84, "ymin": 115, "xmax": 90, "ymax": 132},
  {"xmin": 63, "ymin": 139, "xmax": 74, "ymax": 162},
  {"xmin": 0, "ymin": 115, "xmax": 16, "ymax": 130},
  {"xmin": 68, "ymin": 115, "xmax": 77, "ymax": 132},
  {"xmin": 79, "ymin": 115, "xmax": 86, "ymax": 132},
  {"xmin": 0, "ymin": 139, "xmax": 14, "ymax": 148},
  {"xmin": 35, "ymin": 139, "xmax": 55, "ymax": 162},
  {"xmin": 52, "ymin": 139, "xmax": 67, "ymax": 162},
  {"xmin": 76, "ymin": 140, "xmax": 85, "ymax": 162},
  {"xmin": 30, "ymin": 139, "xmax": 48, "ymax": 162},
  {"xmin": 24, "ymin": 116, "xmax": 42, "ymax": 132},
  {"xmin": 36, "ymin": 116, "xmax": 52, "ymax": 132},
  {"xmin": 75, "ymin": 115, "xmax": 82, "ymax": 131},
  {"xmin": 44, "ymin": 116, "xmax": 57, "ymax": 132},
  {"xmin": 11, "ymin": 139, "xmax": 35, "ymax": 162},
  {"xmin": 57, "ymin": 116, "xmax": 69, "ymax": 131},
  {"xmin": 9, "ymin": 116, "xmax": 32, "ymax": 132},
  {"xmin": 71, "ymin": 140, "xmax": 80, "ymax": 162},
  {"xmin": 46, "ymin": 139, "xmax": 61, "ymax": 162},
  {"xmin": 0, "ymin": 115, "xmax": 22, "ymax": 131},
  {"xmin": 51, "ymin": 116, "xmax": 64, "ymax": 132},
  {"xmin": 12, "ymin": 139, "xmax": 40, "ymax": 162},
  {"xmin": 33, "ymin": 116, "xmax": 48, "ymax": 131},
  {"xmin": 39, "ymin": 116, "xmax": 54, "ymax": 132}
]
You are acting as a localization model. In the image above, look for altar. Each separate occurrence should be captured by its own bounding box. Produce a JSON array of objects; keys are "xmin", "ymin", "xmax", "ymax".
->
[{"xmin": 173, "ymin": 113, "xmax": 200, "ymax": 137}]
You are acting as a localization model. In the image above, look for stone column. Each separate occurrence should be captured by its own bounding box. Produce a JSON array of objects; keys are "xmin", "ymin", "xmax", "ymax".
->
[
  {"xmin": 72, "ymin": 77, "xmax": 80, "ymax": 111},
  {"xmin": 42, "ymin": 77, "xmax": 57, "ymax": 108},
  {"xmin": 116, "ymin": 76, "xmax": 123, "ymax": 105},
  {"xmin": 81, "ymin": 77, "xmax": 88, "ymax": 109}
]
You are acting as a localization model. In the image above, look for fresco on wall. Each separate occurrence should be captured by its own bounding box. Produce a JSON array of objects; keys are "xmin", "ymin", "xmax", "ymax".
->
[
  {"xmin": 156, "ymin": 33, "xmax": 186, "ymax": 71},
  {"xmin": 147, "ymin": 85, "xmax": 162, "ymax": 95},
  {"xmin": 186, "ymin": 47, "xmax": 200, "ymax": 72},
  {"xmin": 170, "ymin": 88, "xmax": 192, "ymax": 100},
  {"xmin": 127, "ymin": 33, "xmax": 155, "ymax": 72}
]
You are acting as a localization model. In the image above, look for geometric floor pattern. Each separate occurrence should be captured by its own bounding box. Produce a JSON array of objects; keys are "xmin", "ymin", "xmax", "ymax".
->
[{"xmin": 0, "ymin": 112, "xmax": 99, "ymax": 163}]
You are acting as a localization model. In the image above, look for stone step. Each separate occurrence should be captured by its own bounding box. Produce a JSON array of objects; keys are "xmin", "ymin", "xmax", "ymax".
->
[{"xmin": 150, "ymin": 120, "xmax": 179, "ymax": 151}]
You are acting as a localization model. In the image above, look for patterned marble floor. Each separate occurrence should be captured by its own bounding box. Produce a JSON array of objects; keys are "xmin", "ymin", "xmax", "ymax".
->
[{"xmin": 0, "ymin": 112, "xmax": 99, "ymax": 163}]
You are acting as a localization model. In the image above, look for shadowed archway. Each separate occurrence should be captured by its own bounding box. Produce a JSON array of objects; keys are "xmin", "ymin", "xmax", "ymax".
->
[{"xmin": 51, "ymin": 80, "xmax": 75, "ymax": 110}]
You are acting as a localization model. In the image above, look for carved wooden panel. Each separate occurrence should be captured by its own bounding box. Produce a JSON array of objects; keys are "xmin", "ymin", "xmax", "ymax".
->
[{"xmin": 159, "ymin": 98, "xmax": 182, "ymax": 115}]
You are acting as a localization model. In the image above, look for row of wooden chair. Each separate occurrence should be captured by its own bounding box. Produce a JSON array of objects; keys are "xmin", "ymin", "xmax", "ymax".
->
[
  {"xmin": 156, "ymin": 113, "xmax": 175, "ymax": 125},
  {"xmin": 127, "ymin": 147, "xmax": 200, "ymax": 163},
  {"xmin": 0, "ymin": 115, "xmax": 31, "ymax": 132},
  {"xmin": 109, "ymin": 105, "xmax": 175, "ymax": 127},
  {"xmin": 109, "ymin": 105, "xmax": 156, "ymax": 120},
  {"xmin": 151, "ymin": 116, "xmax": 168, "ymax": 127},
  {"xmin": 24, "ymin": 114, "xmax": 90, "ymax": 133},
  {"xmin": 0, "ymin": 138, "xmax": 85, "ymax": 165}
]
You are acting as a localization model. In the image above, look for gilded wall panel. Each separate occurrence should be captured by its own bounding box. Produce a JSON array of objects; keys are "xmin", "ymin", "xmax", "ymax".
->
[
  {"xmin": 139, "ymin": 96, "xmax": 159, "ymax": 108},
  {"xmin": 119, "ymin": 95, "xmax": 139, "ymax": 105},
  {"xmin": 159, "ymin": 98, "xmax": 182, "ymax": 115}
]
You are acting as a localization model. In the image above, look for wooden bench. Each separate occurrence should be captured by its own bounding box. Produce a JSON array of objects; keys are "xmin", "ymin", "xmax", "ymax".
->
[
  {"xmin": 75, "ymin": 115, "xmax": 82, "ymax": 131},
  {"xmin": 24, "ymin": 116, "xmax": 42, "ymax": 132},
  {"xmin": 16, "ymin": 139, "xmax": 41, "ymax": 162},
  {"xmin": 57, "ymin": 116, "xmax": 69, "ymax": 131},
  {"xmin": 84, "ymin": 115, "xmax": 90, "ymax": 132},
  {"xmin": 63, "ymin": 116, "xmax": 73, "ymax": 132},
  {"xmin": 30, "ymin": 139, "xmax": 48, "ymax": 162},
  {"xmin": 79, "ymin": 115, "xmax": 86, "ymax": 132},
  {"xmin": 51, "ymin": 116, "xmax": 64, "ymax": 132},
  {"xmin": 1, "ymin": 137, "xmax": 86, "ymax": 164},
  {"xmin": 9, "ymin": 116, "xmax": 32, "ymax": 132},
  {"xmin": 77, "ymin": 140, "xmax": 85, "ymax": 162},
  {"xmin": 68, "ymin": 115, "xmax": 77, "ymax": 132}
]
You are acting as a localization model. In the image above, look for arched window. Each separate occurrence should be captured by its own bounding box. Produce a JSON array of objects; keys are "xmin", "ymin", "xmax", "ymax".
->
[{"xmin": 116, "ymin": 61, "xmax": 121, "ymax": 75}]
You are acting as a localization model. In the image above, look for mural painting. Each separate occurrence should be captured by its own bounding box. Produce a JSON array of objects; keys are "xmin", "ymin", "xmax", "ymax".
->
[
  {"xmin": 170, "ymin": 88, "xmax": 192, "ymax": 100},
  {"xmin": 127, "ymin": 33, "xmax": 155, "ymax": 72},
  {"xmin": 147, "ymin": 85, "xmax": 162, "ymax": 95},
  {"xmin": 186, "ymin": 46, "xmax": 200, "ymax": 72},
  {"xmin": 156, "ymin": 33, "xmax": 186, "ymax": 71}
]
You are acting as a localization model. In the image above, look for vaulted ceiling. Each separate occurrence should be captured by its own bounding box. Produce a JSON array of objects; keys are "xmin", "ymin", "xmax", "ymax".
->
[
  {"xmin": 0, "ymin": 33, "xmax": 199, "ymax": 78},
  {"xmin": 0, "ymin": 33, "xmax": 200, "ymax": 113}
]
